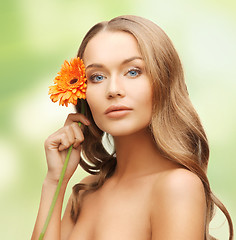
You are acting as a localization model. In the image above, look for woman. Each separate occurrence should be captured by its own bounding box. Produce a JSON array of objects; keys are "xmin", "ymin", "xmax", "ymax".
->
[{"xmin": 31, "ymin": 15, "xmax": 233, "ymax": 240}]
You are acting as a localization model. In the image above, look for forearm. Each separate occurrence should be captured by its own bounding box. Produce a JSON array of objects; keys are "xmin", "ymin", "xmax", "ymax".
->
[
  {"xmin": 31, "ymin": 176, "xmax": 68, "ymax": 240},
  {"xmin": 32, "ymin": 113, "xmax": 87, "ymax": 239}
]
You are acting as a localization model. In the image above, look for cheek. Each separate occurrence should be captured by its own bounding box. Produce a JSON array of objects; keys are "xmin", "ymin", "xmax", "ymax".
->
[
  {"xmin": 127, "ymin": 81, "xmax": 153, "ymax": 129},
  {"xmin": 138, "ymin": 84, "xmax": 153, "ymax": 123},
  {"xmin": 86, "ymin": 87, "xmax": 98, "ymax": 114},
  {"xmin": 139, "ymin": 95, "xmax": 153, "ymax": 124},
  {"xmin": 134, "ymin": 81, "xmax": 153, "ymax": 111},
  {"xmin": 86, "ymin": 86, "xmax": 104, "ymax": 125}
]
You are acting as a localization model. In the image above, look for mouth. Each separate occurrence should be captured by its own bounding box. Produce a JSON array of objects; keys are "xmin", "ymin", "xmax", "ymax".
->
[{"xmin": 105, "ymin": 105, "xmax": 133, "ymax": 118}]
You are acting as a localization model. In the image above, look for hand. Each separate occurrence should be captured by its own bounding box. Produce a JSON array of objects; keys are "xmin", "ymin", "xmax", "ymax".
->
[{"xmin": 44, "ymin": 113, "xmax": 90, "ymax": 184}]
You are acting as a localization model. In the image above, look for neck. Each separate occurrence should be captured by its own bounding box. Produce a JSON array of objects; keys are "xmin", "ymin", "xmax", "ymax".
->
[{"xmin": 112, "ymin": 128, "xmax": 166, "ymax": 181}]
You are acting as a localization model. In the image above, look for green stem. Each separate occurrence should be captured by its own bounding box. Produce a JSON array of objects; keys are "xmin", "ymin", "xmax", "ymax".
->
[{"xmin": 38, "ymin": 100, "xmax": 85, "ymax": 240}]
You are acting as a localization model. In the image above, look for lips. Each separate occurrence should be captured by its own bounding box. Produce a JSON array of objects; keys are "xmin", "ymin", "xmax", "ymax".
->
[{"xmin": 104, "ymin": 105, "xmax": 132, "ymax": 115}]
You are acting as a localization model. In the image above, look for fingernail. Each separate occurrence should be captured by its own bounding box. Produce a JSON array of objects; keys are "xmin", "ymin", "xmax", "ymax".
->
[{"xmin": 85, "ymin": 119, "xmax": 90, "ymax": 125}]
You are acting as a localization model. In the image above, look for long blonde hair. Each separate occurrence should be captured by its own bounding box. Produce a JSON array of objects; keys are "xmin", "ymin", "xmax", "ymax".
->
[{"xmin": 72, "ymin": 15, "xmax": 233, "ymax": 240}]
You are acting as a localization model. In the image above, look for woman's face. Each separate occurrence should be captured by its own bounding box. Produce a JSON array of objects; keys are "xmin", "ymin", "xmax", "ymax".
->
[{"xmin": 83, "ymin": 30, "xmax": 153, "ymax": 136}]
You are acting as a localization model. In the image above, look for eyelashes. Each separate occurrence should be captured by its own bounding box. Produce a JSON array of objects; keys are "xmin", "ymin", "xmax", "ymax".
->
[
  {"xmin": 89, "ymin": 74, "xmax": 106, "ymax": 82},
  {"xmin": 88, "ymin": 67, "xmax": 142, "ymax": 83},
  {"xmin": 126, "ymin": 68, "xmax": 142, "ymax": 77}
]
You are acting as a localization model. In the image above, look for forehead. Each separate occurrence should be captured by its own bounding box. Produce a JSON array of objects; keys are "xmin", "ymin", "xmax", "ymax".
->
[{"xmin": 83, "ymin": 30, "xmax": 142, "ymax": 66}]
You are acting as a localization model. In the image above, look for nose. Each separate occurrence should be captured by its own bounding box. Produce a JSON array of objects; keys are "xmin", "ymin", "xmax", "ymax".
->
[{"xmin": 106, "ymin": 75, "xmax": 126, "ymax": 99}]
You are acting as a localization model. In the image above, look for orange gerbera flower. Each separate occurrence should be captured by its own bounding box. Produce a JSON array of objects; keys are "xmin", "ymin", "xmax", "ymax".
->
[{"xmin": 49, "ymin": 57, "xmax": 87, "ymax": 106}]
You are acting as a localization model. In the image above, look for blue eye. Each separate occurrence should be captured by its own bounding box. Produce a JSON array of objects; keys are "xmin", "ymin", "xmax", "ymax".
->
[
  {"xmin": 129, "ymin": 70, "xmax": 138, "ymax": 76},
  {"xmin": 127, "ymin": 68, "xmax": 141, "ymax": 77},
  {"xmin": 90, "ymin": 74, "xmax": 104, "ymax": 82},
  {"xmin": 95, "ymin": 75, "xmax": 104, "ymax": 81}
]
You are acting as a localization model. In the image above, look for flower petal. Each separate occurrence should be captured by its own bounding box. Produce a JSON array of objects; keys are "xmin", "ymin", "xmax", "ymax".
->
[{"xmin": 48, "ymin": 57, "xmax": 87, "ymax": 106}]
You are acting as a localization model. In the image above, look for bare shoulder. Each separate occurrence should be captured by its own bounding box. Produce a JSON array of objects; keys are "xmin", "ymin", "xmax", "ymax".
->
[
  {"xmin": 150, "ymin": 168, "xmax": 206, "ymax": 239},
  {"xmin": 61, "ymin": 174, "xmax": 98, "ymax": 240},
  {"xmin": 64, "ymin": 173, "xmax": 98, "ymax": 211},
  {"xmin": 152, "ymin": 168, "xmax": 205, "ymax": 201}
]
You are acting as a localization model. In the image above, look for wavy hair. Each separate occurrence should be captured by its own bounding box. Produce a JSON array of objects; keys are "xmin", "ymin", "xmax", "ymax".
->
[{"xmin": 71, "ymin": 15, "xmax": 233, "ymax": 240}]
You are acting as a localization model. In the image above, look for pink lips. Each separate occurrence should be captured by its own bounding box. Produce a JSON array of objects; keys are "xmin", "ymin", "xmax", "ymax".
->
[{"xmin": 105, "ymin": 105, "xmax": 132, "ymax": 118}]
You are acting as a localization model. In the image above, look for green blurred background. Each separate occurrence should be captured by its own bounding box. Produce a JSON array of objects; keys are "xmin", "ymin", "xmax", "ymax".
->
[{"xmin": 0, "ymin": 0, "xmax": 235, "ymax": 239}]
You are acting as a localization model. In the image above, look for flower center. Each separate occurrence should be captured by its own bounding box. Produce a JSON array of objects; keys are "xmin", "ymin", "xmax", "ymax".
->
[{"xmin": 70, "ymin": 78, "xmax": 78, "ymax": 84}]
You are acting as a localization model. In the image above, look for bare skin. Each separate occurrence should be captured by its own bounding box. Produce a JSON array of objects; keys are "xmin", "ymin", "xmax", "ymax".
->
[
  {"xmin": 31, "ymin": 31, "xmax": 206, "ymax": 240},
  {"xmin": 61, "ymin": 128, "xmax": 206, "ymax": 240},
  {"xmin": 31, "ymin": 115, "xmax": 206, "ymax": 240}
]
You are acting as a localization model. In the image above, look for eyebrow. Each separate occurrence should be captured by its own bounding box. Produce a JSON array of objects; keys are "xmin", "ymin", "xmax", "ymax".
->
[{"xmin": 86, "ymin": 56, "xmax": 143, "ymax": 70}]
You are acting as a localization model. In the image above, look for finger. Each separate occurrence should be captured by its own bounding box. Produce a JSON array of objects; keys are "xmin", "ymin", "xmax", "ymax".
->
[
  {"xmin": 58, "ymin": 133, "xmax": 70, "ymax": 151},
  {"xmin": 64, "ymin": 125, "xmax": 75, "ymax": 146},
  {"xmin": 64, "ymin": 113, "xmax": 90, "ymax": 127},
  {"xmin": 44, "ymin": 130, "xmax": 67, "ymax": 151},
  {"xmin": 71, "ymin": 122, "xmax": 84, "ymax": 148}
]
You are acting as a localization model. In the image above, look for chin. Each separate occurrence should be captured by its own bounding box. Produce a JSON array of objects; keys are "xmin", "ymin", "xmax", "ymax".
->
[
  {"xmin": 93, "ymin": 116, "xmax": 152, "ymax": 137},
  {"xmin": 99, "ymin": 123, "xmax": 150, "ymax": 137}
]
